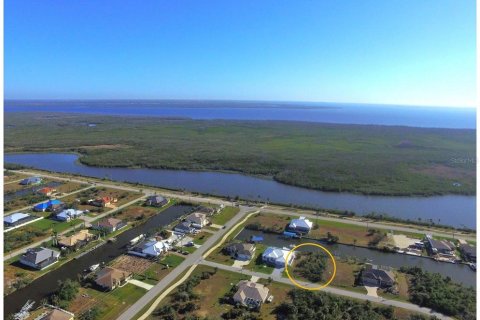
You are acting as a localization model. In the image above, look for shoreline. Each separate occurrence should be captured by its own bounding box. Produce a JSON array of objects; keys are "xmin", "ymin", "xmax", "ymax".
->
[
  {"xmin": 5, "ymin": 150, "xmax": 476, "ymax": 198},
  {"xmin": 5, "ymin": 166, "xmax": 476, "ymax": 234}
]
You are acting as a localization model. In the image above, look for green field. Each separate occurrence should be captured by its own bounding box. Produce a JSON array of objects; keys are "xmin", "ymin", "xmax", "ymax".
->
[
  {"xmin": 211, "ymin": 206, "xmax": 240, "ymax": 225},
  {"xmin": 5, "ymin": 113, "xmax": 475, "ymax": 196}
]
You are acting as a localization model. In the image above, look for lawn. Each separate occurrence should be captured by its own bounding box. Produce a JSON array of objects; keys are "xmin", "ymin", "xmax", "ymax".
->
[
  {"xmin": 5, "ymin": 113, "xmax": 475, "ymax": 196},
  {"xmin": 153, "ymin": 265, "xmax": 249, "ymax": 319},
  {"xmin": 211, "ymin": 206, "xmax": 239, "ymax": 225},
  {"xmin": 244, "ymin": 243, "xmax": 274, "ymax": 275},
  {"xmin": 192, "ymin": 231, "xmax": 212, "ymax": 245},
  {"xmin": 68, "ymin": 284, "xmax": 146, "ymax": 320}
]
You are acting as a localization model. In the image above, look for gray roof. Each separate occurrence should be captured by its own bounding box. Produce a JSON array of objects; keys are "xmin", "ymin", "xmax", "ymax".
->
[
  {"xmin": 147, "ymin": 195, "xmax": 166, "ymax": 203},
  {"xmin": 226, "ymin": 243, "xmax": 254, "ymax": 255},
  {"xmin": 175, "ymin": 221, "xmax": 192, "ymax": 230},
  {"xmin": 460, "ymin": 244, "xmax": 476, "ymax": 256},
  {"xmin": 233, "ymin": 280, "xmax": 269, "ymax": 304},
  {"xmin": 362, "ymin": 268, "xmax": 394, "ymax": 283},
  {"xmin": 4, "ymin": 212, "xmax": 30, "ymax": 224},
  {"xmin": 428, "ymin": 238, "xmax": 453, "ymax": 251},
  {"xmin": 22, "ymin": 247, "xmax": 60, "ymax": 264}
]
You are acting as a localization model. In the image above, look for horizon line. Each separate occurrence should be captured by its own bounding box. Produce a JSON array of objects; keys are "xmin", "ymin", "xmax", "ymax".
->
[{"xmin": 4, "ymin": 98, "xmax": 477, "ymax": 109}]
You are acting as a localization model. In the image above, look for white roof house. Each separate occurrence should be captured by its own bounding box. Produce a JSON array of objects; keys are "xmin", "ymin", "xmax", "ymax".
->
[
  {"xmin": 288, "ymin": 217, "xmax": 313, "ymax": 233},
  {"xmin": 56, "ymin": 209, "xmax": 84, "ymax": 221},
  {"xmin": 128, "ymin": 239, "xmax": 170, "ymax": 258},
  {"xmin": 262, "ymin": 247, "xmax": 295, "ymax": 268},
  {"xmin": 4, "ymin": 212, "xmax": 31, "ymax": 225}
]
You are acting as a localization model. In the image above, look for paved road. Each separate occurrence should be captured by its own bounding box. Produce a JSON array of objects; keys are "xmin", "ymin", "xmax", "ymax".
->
[
  {"xmin": 200, "ymin": 260, "xmax": 453, "ymax": 320},
  {"xmin": 12, "ymin": 170, "xmax": 475, "ymax": 242},
  {"xmin": 4, "ymin": 195, "xmax": 146, "ymax": 261},
  {"xmin": 262, "ymin": 205, "xmax": 476, "ymax": 241},
  {"xmin": 117, "ymin": 206, "xmax": 257, "ymax": 320}
]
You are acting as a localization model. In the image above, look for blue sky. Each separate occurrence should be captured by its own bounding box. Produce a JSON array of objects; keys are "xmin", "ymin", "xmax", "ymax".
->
[{"xmin": 4, "ymin": 0, "xmax": 477, "ymax": 107}]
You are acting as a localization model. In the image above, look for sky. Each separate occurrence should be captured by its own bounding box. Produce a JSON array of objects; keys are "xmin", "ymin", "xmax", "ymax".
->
[{"xmin": 4, "ymin": 0, "xmax": 477, "ymax": 107}]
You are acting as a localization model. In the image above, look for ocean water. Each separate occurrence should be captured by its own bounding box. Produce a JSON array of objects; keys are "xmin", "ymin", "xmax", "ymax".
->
[{"xmin": 4, "ymin": 100, "xmax": 476, "ymax": 129}]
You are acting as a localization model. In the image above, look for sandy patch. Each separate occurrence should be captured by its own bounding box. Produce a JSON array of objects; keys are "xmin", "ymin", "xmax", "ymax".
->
[
  {"xmin": 232, "ymin": 259, "xmax": 250, "ymax": 268},
  {"xmin": 365, "ymin": 286, "xmax": 378, "ymax": 297},
  {"xmin": 391, "ymin": 234, "xmax": 418, "ymax": 249}
]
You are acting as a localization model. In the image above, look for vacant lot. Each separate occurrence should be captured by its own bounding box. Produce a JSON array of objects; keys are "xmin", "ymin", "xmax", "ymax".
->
[
  {"xmin": 112, "ymin": 204, "xmax": 158, "ymax": 222},
  {"xmin": 5, "ymin": 114, "xmax": 475, "ymax": 196},
  {"xmin": 4, "ymin": 218, "xmax": 83, "ymax": 253},
  {"xmin": 68, "ymin": 284, "xmax": 146, "ymax": 320},
  {"xmin": 211, "ymin": 206, "xmax": 239, "ymax": 225}
]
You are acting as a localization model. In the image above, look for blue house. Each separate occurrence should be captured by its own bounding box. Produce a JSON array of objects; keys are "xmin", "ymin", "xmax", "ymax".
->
[
  {"xmin": 34, "ymin": 199, "xmax": 64, "ymax": 212},
  {"xmin": 20, "ymin": 176, "xmax": 43, "ymax": 185}
]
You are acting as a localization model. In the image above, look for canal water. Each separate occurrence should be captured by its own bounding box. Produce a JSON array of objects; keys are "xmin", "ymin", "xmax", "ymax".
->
[
  {"xmin": 4, "ymin": 181, "xmax": 63, "ymax": 203},
  {"xmin": 4, "ymin": 153, "xmax": 476, "ymax": 229},
  {"xmin": 4, "ymin": 204, "xmax": 194, "ymax": 317},
  {"xmin": 235, "ymin": 229, "xmax": 476, "ymax": 288}
]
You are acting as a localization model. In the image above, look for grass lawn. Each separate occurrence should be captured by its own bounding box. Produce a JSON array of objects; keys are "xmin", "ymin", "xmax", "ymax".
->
[
  {"xmin": 211, "ymin": 206, "xmax": 239, "ymax": 225},
  {"xmin": 30, "ymin": 217, "xmax": 84, "ymax": 233},
  {"xmin": 68, "ymin": 284, "xmax": 146, "ymax": 320},
  {"xmin": 205, "ymin": 247, "xmax": 235, "ymax": 266},
  {"xmin": 245, "ymin": 243, "xmax": 274, "ymax": 274},
  {"xmin": 4, "ymin": 218, "xmax": 80, "ymax": 253},
  {"xmin": 192, "ymin": 231, "xmax": 212, "ymax": 245},
  {"xmin": 153, "ymin": 265, "xmax": 249, "ymax": 319}
]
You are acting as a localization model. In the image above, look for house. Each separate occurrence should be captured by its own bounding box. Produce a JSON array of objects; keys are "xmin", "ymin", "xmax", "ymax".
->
[
  {"xmin": 459, "ymin": 244, "xmax": 476, "ymax": 262},
  {"xmin": 89, "ymin": 196, "xmax": 117, "ymax": 207},
  {"xmin": 233, "ymin": 280, "xmax": 270, "ymax": 309},
  {"xmin": 95, "ymin": 267, "xmax": 132, "ymax": 291},
  {"xmin": 20, "ymin": 176, "xmax": 42, "ymax": 185},
  {"xmin": 93, "ymin": 217, "xmax": 127, "ymax": 233},
  {"xmin": 145, "ymin": 195, "xmax": 168, "ymax": 207},
  {"xmin": 55, "ymin": 209, "xmax": 84, "ymax": 221},
  {"xmin": 195, "ymin": 206, "xmax": 216, "ymax": 215},
  {"xmin": 57, "ymin": 230, "xmax": 95, "ymax": 249},
  {"xmin": 34, "ymin": 199, "xmax": 65, "ymax": 212},
  {"xmin": 425, "ymin": 235, "xmax": 455, "ymax": 256},
  {"xmin": 262, "ymin": 247, "xmax": 295, "ymax": 268},
  {"xmin": 360, "ymin": 265, "xmax": 395, "ymax": 288},
  {"xmin": 37, "ymin": 187, "xmax": 56, "ymax": 196},
  {"xmin": 287, "ymin": 216, "xmax": 313, "ymax": 234},
  {"xmin": 39, "ymin": 306, "xmax": 74, "ymax": 320},
  {"xmin": 185, "ymin": 212, "xmax": 208, "ymax": 229},
  {"xmin": 128, "ymin": 239, "xmax": 170, "ymax": 258},
  {"xmin": 4, "ymin": 212, "xmax": 31, "ymax": 227},
  {"xmin": 174, "ymin": 221, "xmax": 195, "ymax": 234},
  {"xmin": 224, "ymin": 243, "xmax": 256, "ymax": 261},
  {"xmin": 19, "ymin": 247, "xmax": 60, "ymax": 270}
]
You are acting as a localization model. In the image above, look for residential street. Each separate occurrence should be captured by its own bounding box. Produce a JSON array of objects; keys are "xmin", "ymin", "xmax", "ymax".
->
[
  {"xmin": 116, "ymin": 206, "xmax": 257, "ymax": 320},
  {"xmin": 12, "ymin": 170, "xmax": 476, "ymax": 241},
  {"xmin": 199, "ymin": 260, "xmax": 453, "ymax": 320}
]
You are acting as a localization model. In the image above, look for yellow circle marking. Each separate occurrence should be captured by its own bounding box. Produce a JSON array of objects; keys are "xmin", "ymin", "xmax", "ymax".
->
[{"xmin": 284, "ymin": 242, "xmax": 337, "ymax": 290}]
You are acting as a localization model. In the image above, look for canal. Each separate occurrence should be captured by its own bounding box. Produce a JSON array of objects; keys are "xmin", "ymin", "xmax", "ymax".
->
[
  {"xmin": 4, "ymin": 153, "xmax": 476, "ymax": 229},
  {"xmin": 4, "ymin": 204, "xmax": 194, "ymax": 317},
  {"xmin": 235, "ymin": 229, "xmax": 476, "ymax": 288}
]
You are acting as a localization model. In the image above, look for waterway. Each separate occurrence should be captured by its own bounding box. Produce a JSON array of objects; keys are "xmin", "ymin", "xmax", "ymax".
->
[
  {"xmin": 4, "ymin": 153, "xmax": 476, "ymax": 229},
  {"xmin": 235, "ymin": 229, "xmax": 476, "ymax": 288},
  {"xmin": 4, "ymin": 204, "xmax": 194, "ymax": 317}
]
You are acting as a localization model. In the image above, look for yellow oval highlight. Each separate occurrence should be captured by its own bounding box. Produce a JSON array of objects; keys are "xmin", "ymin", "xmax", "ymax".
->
[{"xmin": 284, "ymin": 242, "xmax": 337, "ymax": 290}]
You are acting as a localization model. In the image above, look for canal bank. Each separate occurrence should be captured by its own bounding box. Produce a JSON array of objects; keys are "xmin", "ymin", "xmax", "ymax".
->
[
  {"xmin": 4, "ymin": 204, "xmax": 194, "ymax": 317},
  {"xmin": 4, "ymin": 153, "xmax": 476, "ymax": 228},
  {"xmin": 234, "ymin": 229, "xmax": 476, "ymax": 288}
]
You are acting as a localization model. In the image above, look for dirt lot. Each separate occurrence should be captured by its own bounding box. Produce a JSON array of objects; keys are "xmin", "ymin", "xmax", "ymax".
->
[
  {"xmin": 113, "ymin": 205, "xmax": 158, "ymax": 222},
  {"xmin": 110, "ymin": 254, "xmax": 154, "ymax": 274}
]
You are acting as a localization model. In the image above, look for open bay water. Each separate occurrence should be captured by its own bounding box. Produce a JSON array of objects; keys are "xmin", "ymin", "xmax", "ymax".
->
[{"xmin": 4, "ymin": 100, "xmax": 476, "ymax": 129}]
